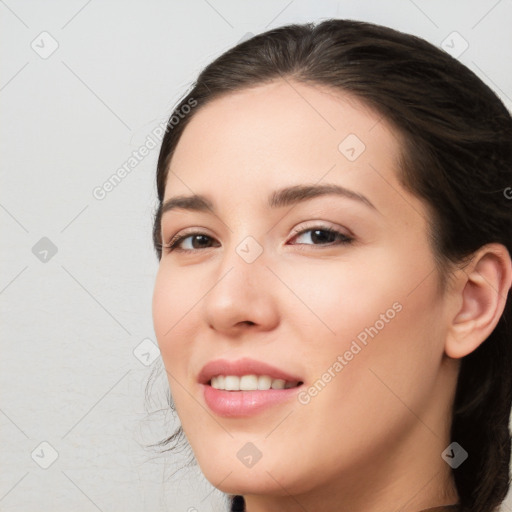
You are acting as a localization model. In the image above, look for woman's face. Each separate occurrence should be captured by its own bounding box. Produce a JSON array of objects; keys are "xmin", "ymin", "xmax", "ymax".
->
[{"xmin": 152, "ymin": 80, "xmax": 457, "ymax": 501}]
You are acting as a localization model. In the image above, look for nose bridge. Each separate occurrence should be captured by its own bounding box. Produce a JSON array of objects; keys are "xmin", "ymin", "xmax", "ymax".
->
[
  {"xmin": 216, "ymin": 208, "xmax": 268, "ymax": 281},
  {"xmin": 202, "ymin": 233, "xmax": 278, "ymax": 332},
  {"xmin": 211, "ymin": 233, "xmax": 267, "ymax": 303}
]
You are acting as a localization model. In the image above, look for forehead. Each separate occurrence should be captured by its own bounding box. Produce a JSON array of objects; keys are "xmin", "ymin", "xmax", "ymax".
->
[{"xmin": 165, "ymin": 79, "xmax": 403, "ymax": 212}]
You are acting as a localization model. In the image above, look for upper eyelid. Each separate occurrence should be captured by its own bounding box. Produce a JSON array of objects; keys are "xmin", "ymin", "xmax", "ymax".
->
[{"xmin": 289, "ymin": 220, "xmax": 352, "ymax": 237}]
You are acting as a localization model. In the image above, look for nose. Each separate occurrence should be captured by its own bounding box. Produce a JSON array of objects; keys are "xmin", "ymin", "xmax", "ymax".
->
[{"xmin": 202, "ymin": 243, "xmax": 280, "ymax": 335}]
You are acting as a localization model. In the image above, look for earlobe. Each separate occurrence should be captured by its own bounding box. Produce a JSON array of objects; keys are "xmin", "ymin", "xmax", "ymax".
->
[{"xmin": 445, "ymin": 243, "xmax": 512, "ymax": 359}]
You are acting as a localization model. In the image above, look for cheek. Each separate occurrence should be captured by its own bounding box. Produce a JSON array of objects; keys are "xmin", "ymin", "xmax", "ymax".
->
[
  {"xmin": 310, "ymin": 263, "xmax": 442, "ymax": 413},
  {"xmin": 152, "ymin": 266, "xmax": 209, "ymax": 428},
  {"xmin": 285, "ymin": 243, "xmax": 444, "ymax": 412},
  {"xmin": 152, "ymin": 265, "xmax": 199, "ymax": 380},
  {"xmin": 269, "ymin": 280, "xmax": 444, "ymax": 484},
  {"xmin": 274, "ymin": 249, "xmax": 406, "ymax": 346}
]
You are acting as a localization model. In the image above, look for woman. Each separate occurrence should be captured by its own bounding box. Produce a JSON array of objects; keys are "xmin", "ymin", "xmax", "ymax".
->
[{"xmin": 150, "ymin": 19, "xmax": 512, "ymax": 512}]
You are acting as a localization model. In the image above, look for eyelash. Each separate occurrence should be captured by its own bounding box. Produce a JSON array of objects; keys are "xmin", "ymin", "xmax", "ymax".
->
[{"xmin": 161, "ymin": 225, "xmax": 354, "ymax": 254}]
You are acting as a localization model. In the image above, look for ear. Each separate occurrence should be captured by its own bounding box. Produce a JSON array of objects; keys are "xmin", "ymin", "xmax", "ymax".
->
[{"xmin": 445, "ymin": 243, "xmax": 512, "ymax": 359}]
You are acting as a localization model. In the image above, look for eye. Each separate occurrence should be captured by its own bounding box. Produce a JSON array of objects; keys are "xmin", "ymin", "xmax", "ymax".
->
[
  {"xmin": 161, "ymin": 224, "xmax": 354, "ymax": 254},
  {"xmin": 163, "ymin": 231, "xmax": 220, "ymax": 253},
  {"xmin": 288, "ymin": 225, "xmax": 353, "ymax": 247}
]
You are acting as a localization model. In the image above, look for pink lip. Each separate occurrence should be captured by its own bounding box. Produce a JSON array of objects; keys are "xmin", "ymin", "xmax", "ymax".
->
[
  {"xmin": 202, "ymin": 385, "xmax": 302, "ymax": 417},
  {"xmin": 198, "ymin": 357, "xmax": 303, "ymax": 384},
  {"xmin": 198, "ymin": 357, "xmax": 304, "ymax": 418}
]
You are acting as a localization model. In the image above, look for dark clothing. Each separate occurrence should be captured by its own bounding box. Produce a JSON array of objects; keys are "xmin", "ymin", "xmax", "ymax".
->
[
  {"xmin": 229, "ymin": 495, "xmax": 460, "ymax": 511},
  {"xmin": 230, "ymin": 495, "xmax": 245, "ymax": 511}
]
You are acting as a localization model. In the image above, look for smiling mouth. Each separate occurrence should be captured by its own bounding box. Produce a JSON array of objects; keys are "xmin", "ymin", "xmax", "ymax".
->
[{"xmin": 207, "ymin": 375, "xmax": 304, "ymax": 391}]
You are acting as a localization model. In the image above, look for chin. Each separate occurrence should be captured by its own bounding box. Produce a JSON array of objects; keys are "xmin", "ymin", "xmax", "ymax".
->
[
  {"xmin": 199, "ymin": 457, "xmax": 314, "ymax": 498},
  {"xmin": 207, "ymin": 475, "xmax": 293, "ymax": 497}
]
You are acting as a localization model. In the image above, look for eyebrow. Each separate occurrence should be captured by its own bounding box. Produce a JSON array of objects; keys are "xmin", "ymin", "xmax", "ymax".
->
[{"xmin": 160, "ymin": 183, "xmax": 379, "ymax": 217}]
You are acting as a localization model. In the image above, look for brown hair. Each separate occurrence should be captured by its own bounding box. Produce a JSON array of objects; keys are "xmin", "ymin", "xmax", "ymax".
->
[{"xmin": 151, "ymin": 19, "xmax": 512, "ymax": 512}]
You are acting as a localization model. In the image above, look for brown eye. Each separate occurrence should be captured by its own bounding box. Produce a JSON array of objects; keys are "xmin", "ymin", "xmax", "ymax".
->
[
  {"xmin": 290, "ymin": 227, "xmax": 353, "ymax": 246},
  {"xmin": 165, "ymin": 232, "xmax": 220, "ymax": 252}
]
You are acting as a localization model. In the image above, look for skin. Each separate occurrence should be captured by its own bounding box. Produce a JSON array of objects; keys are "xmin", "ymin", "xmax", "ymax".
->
[{"xmin": 152, "ymin": 79, "xmax": 512, "ymax": 512}]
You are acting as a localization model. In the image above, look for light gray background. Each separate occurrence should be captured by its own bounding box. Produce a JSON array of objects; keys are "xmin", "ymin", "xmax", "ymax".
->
[{"xmin": 1, "ymin": 1, "xmax": 511, "ymax": 511}]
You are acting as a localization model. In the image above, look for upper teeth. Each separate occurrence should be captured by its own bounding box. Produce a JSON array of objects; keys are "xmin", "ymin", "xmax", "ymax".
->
[{"xmin": 210, "ymin": 375, "xmax": 300, "ymax": 391}]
